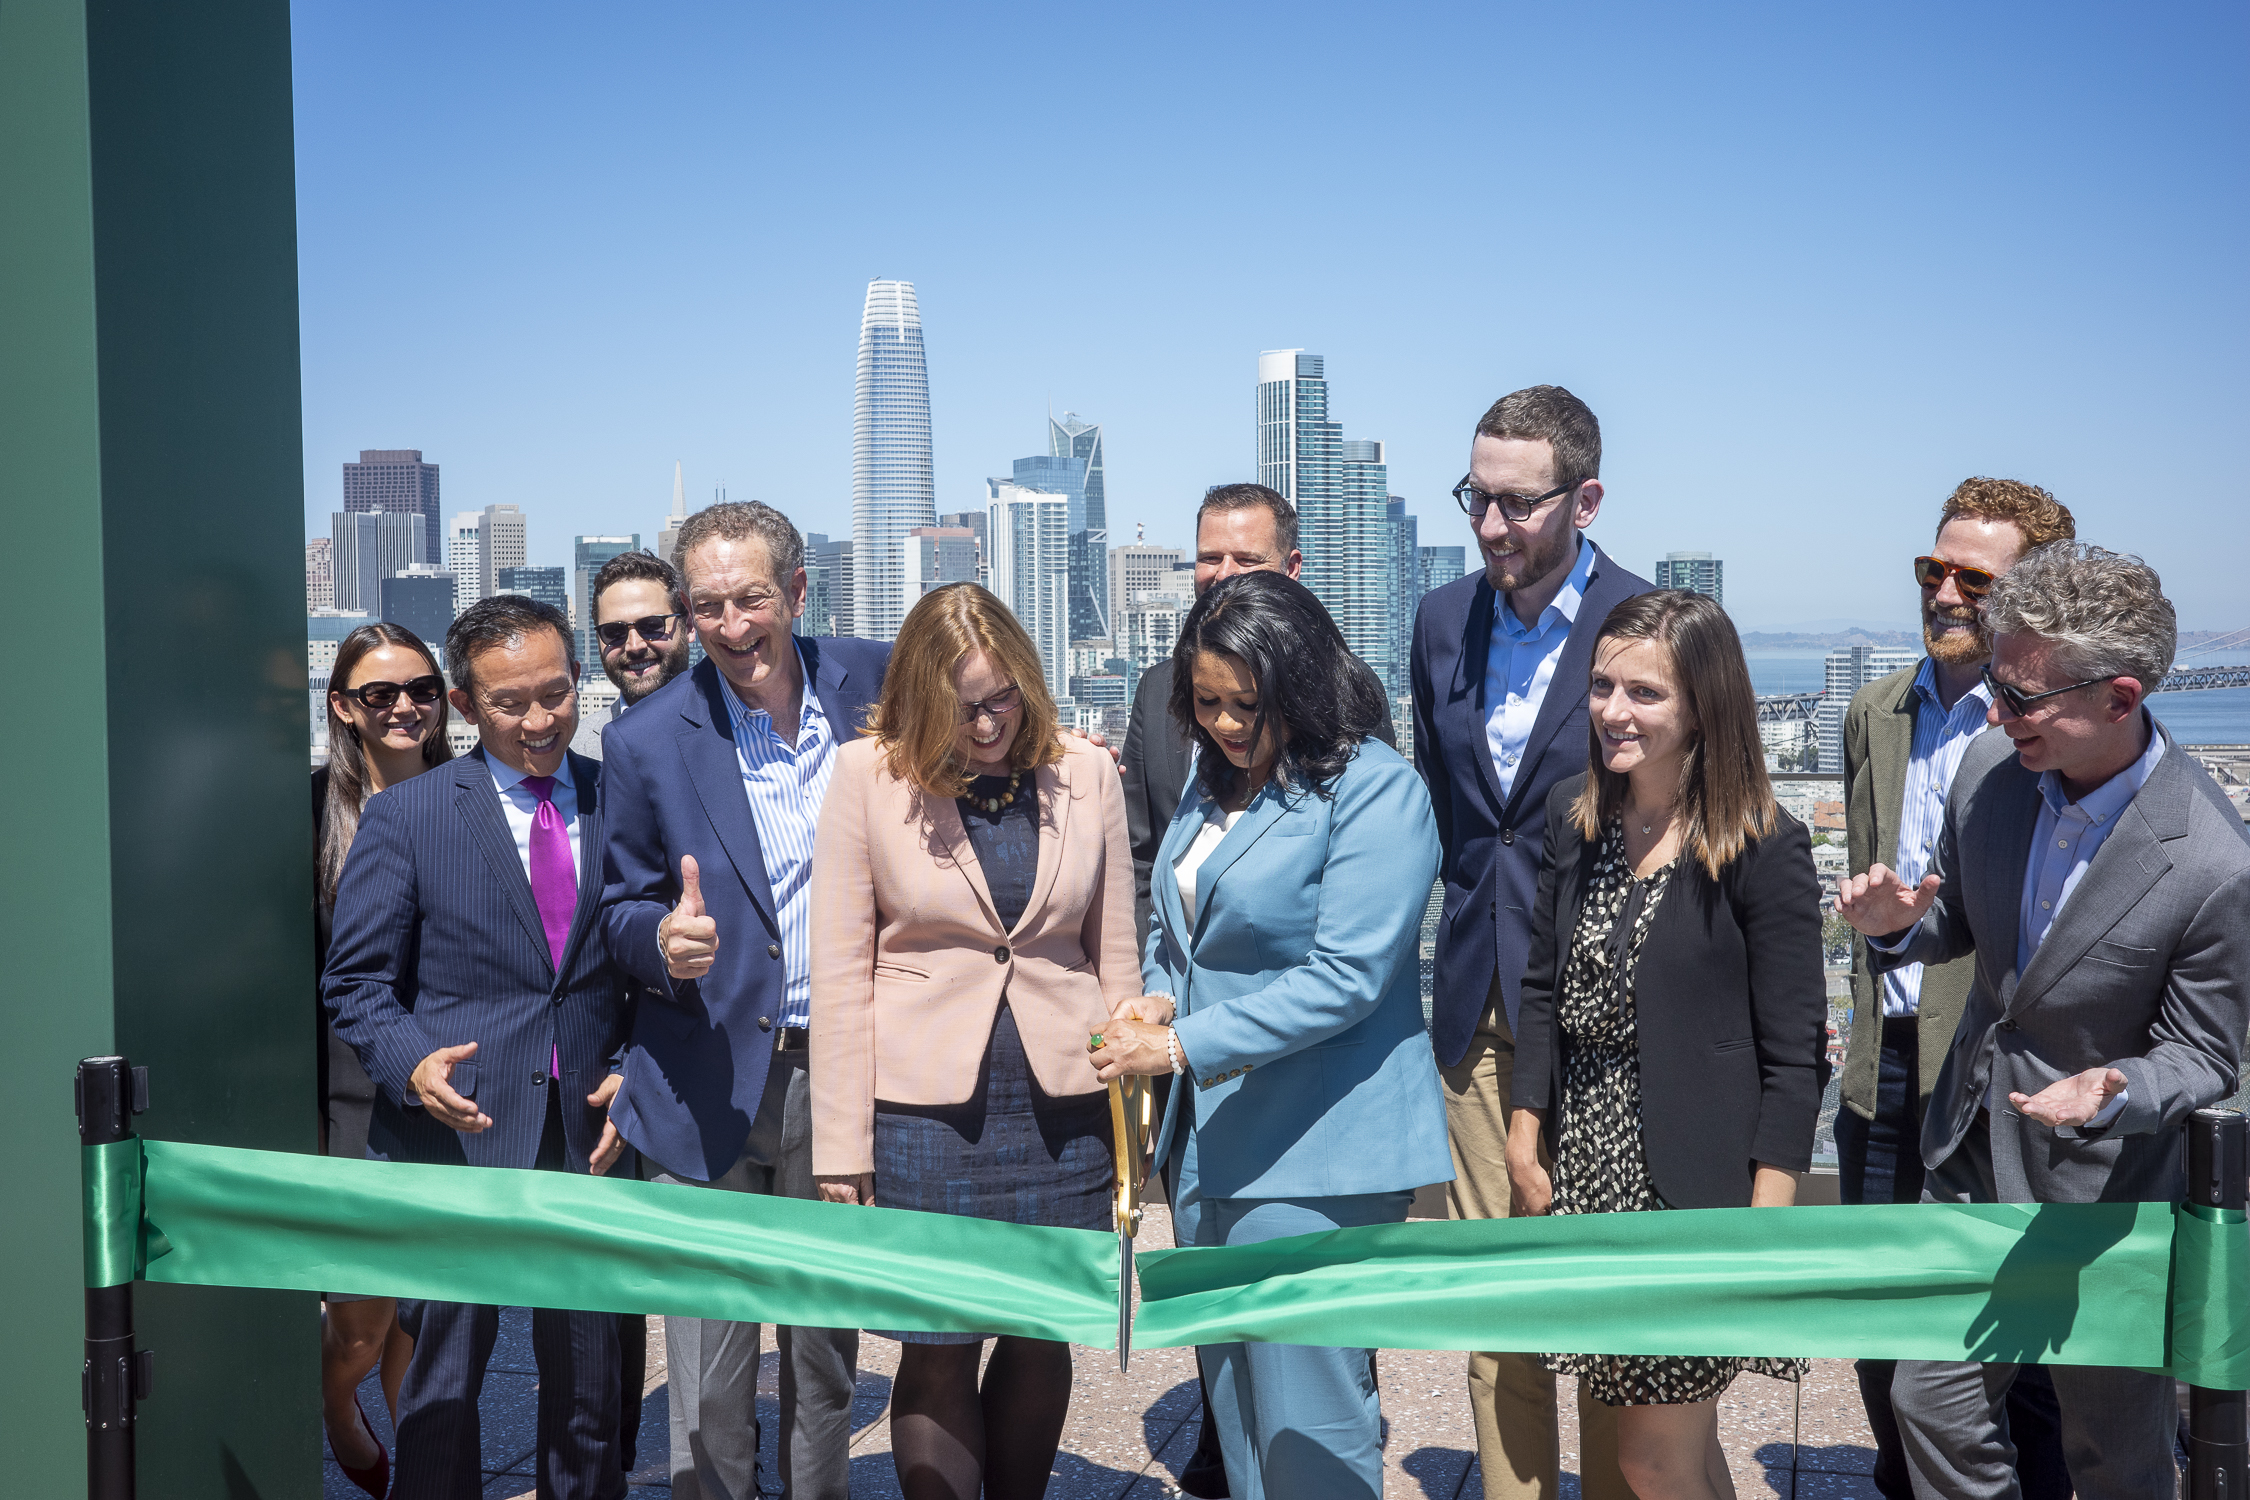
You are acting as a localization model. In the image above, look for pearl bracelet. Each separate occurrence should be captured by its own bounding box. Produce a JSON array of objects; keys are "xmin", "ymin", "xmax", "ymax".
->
[{"xmin": 1164, "ymin": 1028, "xmax": 1185, "ymax": 1076}]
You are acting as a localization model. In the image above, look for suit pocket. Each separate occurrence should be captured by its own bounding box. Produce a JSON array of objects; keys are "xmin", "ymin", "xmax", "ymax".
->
[
  {"xmin": 2083, "ymin": 939, "xmax": 2158, "ymax": 970},
  {"xmin": 874, "ymin": 961, "xmax": 932, "ymax": 981},
  {"xmin": 1712, "ymin": 1038, "xmax": 1756, "ymax": 1055}
]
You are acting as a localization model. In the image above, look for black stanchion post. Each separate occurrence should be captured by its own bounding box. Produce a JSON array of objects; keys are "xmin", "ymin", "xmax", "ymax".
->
[
  {"xmin": 2188, "ymin": 1107, "xmax": 2247, "ymax": 1500},
  {"xmin": 76, "ymin": 1056, "xmax": 150, "ymax": 1500}
]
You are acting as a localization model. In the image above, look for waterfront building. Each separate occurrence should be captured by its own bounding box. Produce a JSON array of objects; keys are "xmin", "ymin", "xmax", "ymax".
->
[
  {"xmin": 1814, "ymin": 645, "xmax": 1921, "ymax": 771},
  {"xmin": 306, "ymin": 538, "xmax": 332, "ymax": 611},
  {"xmin": 573, "ymin": 535, "xmax": 641, "ymax": 676},
  {"xmin": 1656, "ymin": 550, "xmax": 1724, "ymax": 604},
  {"xmin": 344, "ymin": 448, "xmax": 443, "ymax": 566},
  {"xmin": 852, "ymin": 279, "xmax": 937, "ymax": 641},
  {"xmin": 497, "ymin": 565, "xmax": 568, "ymax": 615},
  {"xmin": 479, "ymin": 504, "xmax": 526, "ymax": 601},
  {"xmin": 987, "ymin": 479, "xmax": 1071, "ymax": 701},
  {"xmin": 330, "ymin": 509, "xmax": 424, "ymax": 613}
]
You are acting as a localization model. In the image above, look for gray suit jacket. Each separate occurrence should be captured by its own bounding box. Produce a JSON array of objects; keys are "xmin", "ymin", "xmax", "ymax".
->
[
  {"xmin": 1872, "ymin": 721, "xmax": 2250, "ymax": 1203},
  {"xmin": 1839, "ymin": 664, "xmax": 1979, "ymax": 1117}
]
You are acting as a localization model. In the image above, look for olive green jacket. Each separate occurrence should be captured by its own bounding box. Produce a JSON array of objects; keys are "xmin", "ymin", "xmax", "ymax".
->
[{"xmin": 1840, "ymin": 663, "xmax": 1978, "ymax": 1119}]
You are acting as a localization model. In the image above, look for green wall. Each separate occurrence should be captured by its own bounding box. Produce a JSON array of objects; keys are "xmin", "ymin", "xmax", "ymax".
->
[{"xmin": 0, "ymin": 0, "xmax": 319, "ymax": 1491}]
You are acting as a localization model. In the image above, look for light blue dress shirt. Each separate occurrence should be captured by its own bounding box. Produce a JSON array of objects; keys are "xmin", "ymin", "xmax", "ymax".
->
[
  {"xmin": 488, "ymin": 751, "xmax": 583, "ymax": 882},
  {"xmin": 1882, "ymin": 659, "xmax": 1996, "ymax": 1017},
  {"xmin": 720, "ymin": 642, "xmax": 836, "ymax": 1031},
  {"xmin": 1485, "ymin": 537, "xmax": 1598, "ymax": 800}
]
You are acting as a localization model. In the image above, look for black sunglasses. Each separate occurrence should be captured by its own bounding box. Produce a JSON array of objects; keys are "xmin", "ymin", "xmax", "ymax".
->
[
  {"xmin": 1452, "ymin": 476, "xmax": 1578, "ymax": 521},
  {"xmin": 958, "ymin": 683, "xmax": 1023, "ymax": 723},
  {"xmin": 337, "ymin": 674, "xmax": 445, "ymax": 711},
  {"xmin": 596, "ymin": 613, "xmax": 682, "ymax": 650},
  {"xmin": 1981, "ymin": 665, "xmax": 2111, "ymax": 718}
]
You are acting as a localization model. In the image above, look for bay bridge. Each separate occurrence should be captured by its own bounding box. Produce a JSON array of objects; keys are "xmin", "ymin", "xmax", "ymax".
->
[{"xmin": 1755, "ymin": 664, "xmax": 2250, "ymax": 725}]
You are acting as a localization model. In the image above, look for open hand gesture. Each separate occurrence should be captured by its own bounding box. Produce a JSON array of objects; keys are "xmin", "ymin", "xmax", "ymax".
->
[{"xmin": 1835, "ymin": 863, "xmax": 1939, "ymax": 939}]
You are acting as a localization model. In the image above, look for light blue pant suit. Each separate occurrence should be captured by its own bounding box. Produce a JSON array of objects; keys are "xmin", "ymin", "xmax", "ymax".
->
[{"xmin": 1146, "ymin": 742, "xmax": 1452, "ymax": 1500}]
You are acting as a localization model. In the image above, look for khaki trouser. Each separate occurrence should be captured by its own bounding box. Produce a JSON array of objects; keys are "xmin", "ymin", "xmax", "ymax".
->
[{"xmin": 1441, "ymin": 980, "xmax": 1630, "ymax": 1500}]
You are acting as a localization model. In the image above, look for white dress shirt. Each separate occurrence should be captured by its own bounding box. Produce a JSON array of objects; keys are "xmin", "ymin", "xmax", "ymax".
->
[
  {"xmin": 721, "ymin": 642, "xmax": 835, "ymax": 1031},
  {"xmin": 1486, "ymin": 538, "xmax": 1598, "ymax": 800},
  {"xmin": 1882, "ymin": 659, "xmax": 1996, "ymax": 1017},
  {"xmin": 487, "ymin": 751, "xmax": 584, "ymax": 883},
  {"xmin": 1173, "ymin": 799, "xmax": 1247, "ymax": 923}
]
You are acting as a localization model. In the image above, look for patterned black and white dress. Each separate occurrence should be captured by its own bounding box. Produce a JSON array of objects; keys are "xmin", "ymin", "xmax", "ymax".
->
[{"xmin": 1539, "ymin": 817, "xmax": 1807, "ymax": 1406}]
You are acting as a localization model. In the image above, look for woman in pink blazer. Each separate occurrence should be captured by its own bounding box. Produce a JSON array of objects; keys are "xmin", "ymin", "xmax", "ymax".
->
[{"xmin": 810, "ymin": 582, "xmax": 1141, "ymax": 1500}]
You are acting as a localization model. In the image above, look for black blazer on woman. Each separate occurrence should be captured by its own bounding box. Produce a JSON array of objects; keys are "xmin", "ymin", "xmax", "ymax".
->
[{"xmin": 1510, "ymin": 774, "xmax": 1828, "ymax": 1209}]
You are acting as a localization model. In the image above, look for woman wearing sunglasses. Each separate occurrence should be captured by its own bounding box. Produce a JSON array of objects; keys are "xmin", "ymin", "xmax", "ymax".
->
[{"xmin": 314, "ymin": 621, "xmax": 452, "ymax": 1497}]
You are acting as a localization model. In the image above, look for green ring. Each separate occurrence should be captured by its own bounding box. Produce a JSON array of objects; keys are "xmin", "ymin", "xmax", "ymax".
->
[{"xmin": 1088, "ymin": 1032, "xmax": 1105, "ymax": 1050}]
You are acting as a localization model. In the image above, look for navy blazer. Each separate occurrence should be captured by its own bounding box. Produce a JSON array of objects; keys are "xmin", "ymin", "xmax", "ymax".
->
[
  {"xmin": 599, "ymin": 640, "xmax": 890, "ymax": 1182},
  {"xmin": 1410, "ymin": 541, "xmax": 1652, "ymax": 1066},
  {"xmin": 322, "ymin": 747, "xmax": 631, "ymax": 1173}
]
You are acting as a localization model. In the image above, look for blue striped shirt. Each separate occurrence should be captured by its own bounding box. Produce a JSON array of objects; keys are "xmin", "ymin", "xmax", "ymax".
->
[
  {"xmin": 721, "ymin": 643, "xmax": 835, "ymax": 1030},
  {"xmin": 1881, "ymin": 657, "xmax": 1995, "ymax": 1017}
]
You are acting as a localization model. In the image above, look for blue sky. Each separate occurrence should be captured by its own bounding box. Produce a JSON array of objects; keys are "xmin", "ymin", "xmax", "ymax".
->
[{"xmin": 293, "ymin": 2, "xmax": 2248, "ymax": 632}]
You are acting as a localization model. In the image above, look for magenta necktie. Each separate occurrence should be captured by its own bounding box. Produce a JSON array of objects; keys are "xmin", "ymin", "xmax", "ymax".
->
[{"xmin": 523, "ymin": 775, "xmax": 575, "ymax": 1081}]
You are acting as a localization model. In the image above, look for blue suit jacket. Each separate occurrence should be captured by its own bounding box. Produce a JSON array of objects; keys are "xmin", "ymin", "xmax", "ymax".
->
[
  {"xmin": 322, "ymin": 747, "xmax": 631, "ymax": 1172},
  {"xmin": 598, "ymin": 641, "xmax": 890, "ymax": 1182},
  {"xmin": 1410, "ymin": 541, "xmax": 1652, "ymax": 1065},
  {"xmin": 1144, "ymin": 742, "xmax": 1452, "ymax": 1200}
]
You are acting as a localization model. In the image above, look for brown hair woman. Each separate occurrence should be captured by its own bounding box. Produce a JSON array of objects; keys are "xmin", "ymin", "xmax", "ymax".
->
[
  {"xmin": 315, "ymin": 621, "xmax": 450, "ymax": 1495},
  {"xmin": 809, "ymin": 583, "xmax": 1145, "ymax": 1500},
  {"xmin": 1505, "ymin": 590, "xmax": 1826, "ymax": 1500}
]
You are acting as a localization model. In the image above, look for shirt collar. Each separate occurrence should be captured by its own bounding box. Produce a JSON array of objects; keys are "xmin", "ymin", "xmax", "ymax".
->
[
  {"xmin": 2036, "ymin": 712, "xmax": 2165, "ymax": 822},
  {"xmin": 1910, "ymin": 655, "xmax": 1994, "ymax": 718},
  {"xmin": 485, "ymin": 745, "xmax": 575, "ymax": 795},
  {"xmin": 1496, "ymin": 536, "xmax": 1598, "ymax": 644},
  {"xmin": 722, "ymin": 638, "xmax": 817, "ymax": 730}
]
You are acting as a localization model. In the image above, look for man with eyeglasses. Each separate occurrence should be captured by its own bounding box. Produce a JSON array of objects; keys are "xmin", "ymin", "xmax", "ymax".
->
[
  {"xmin": 571, "ymin": 550, "xmax": 694, "ymax": 761},
  {"xmin": 1834, "ymin": 479, "xmax": 2076, "ymax": 1500},
  {"xmin": 598, "ymin": 502, "xmax": 889, "ymax": 1500},
  {"xmin": 1839, "ymin": 543, "xmax": 2250, "ymax": 1500},
  {"xmin": 1408, "ymin": 385, "xmax": 1649, "ymax": 1500}
]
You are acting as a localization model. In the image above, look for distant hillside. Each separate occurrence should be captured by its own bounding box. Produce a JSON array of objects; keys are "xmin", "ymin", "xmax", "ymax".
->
[{"xmin": 1739, "ymin": 630, "xmax": 1922, "ymax": 651}]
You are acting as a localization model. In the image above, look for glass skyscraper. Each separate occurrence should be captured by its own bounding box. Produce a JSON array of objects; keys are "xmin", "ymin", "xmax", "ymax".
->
[
  {"xmin": 573, "ymin": 534, "xmax": 640, "ymax": 677},
  {"xmin": 987, "ymin": 479, "xmax": 1071, "ymax": 701},
  {"xmin": 1257, "ymin": 351, "xmax": 1391, "ymax": 692},
  {"xmin": 1049, "ymin": 413, "xmax": 1108, "ymax": 643},
  {"xmin": 852, "ymin": 279, "xmax": 937, "ymax": 641}
]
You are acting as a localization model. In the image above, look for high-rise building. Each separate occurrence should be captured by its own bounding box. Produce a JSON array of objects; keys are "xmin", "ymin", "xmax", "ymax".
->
[
  {"xmin": 331, "ymin": 509, "xmax": 425, "ymax": 612},
  {"xmin": 343, "ymin": 449, "xmax": 442, "ymax": 566},
  {"xmin": 1109, "ymin": 542, "xmax": 1185, "ymax": 625},
  {"xmin": 1814, "ymin": 645, "xmax": 1921, "ymax": 771},
  {"xmin": 380, "ymin": 567, "xmax": 458, "ymax": 656},
  {"xmin": 1385, "ymin": 498, "xmax": 1420, "ymax": 699},
  {"xmin": 1050, "ymin": 413, "xmax": 1109, "ymax": 644},
  {"xmin": 902, "ymin": 525, "xmax": 980, "ymax": 604},
  {"xmin": 806, "ymin": 534, "xmax": 853, "ymax": 638},
  {"xmin": 497, "ymin": 565, "xmax": 568, "ymax": 615},
  {"xmin": 1656, "ymin": 551, "xmax": 1724, "ymax": 604},
  {"xmin": 659, "ymin": 461, "xmax": 687, "ymax": 565},
  {"xmin": 1012, "ymin": 451, "xmax": 1103, "ymax": 641},
  {"xmin": 852, "ymin": 279, "xmax": 937, "ymax": 641},
  {"xmin": 479, "ymin": 505, "xmax": 526, "ymax": 600},
  {"xmin": 1420, "ymin": 544, "xmax": 1468, "ymax": 596},
  {"xmin": 306, "ymin": 538, "xmax": 333, "ymax": 611},
  {"xmin": 446, "ymin": 512, "xmax": 483, "ymax": 613},
  {"xmin": 1259, "ymin": 351, "xmax": 1390, "ymax": 691},
  {"xmin": 573, "ymin": 535, "xmax": 640, "ymax": 676},
  {"xmin": 986, "ymin": 479, "xmax": 1071, "ymax": 701},
  {"xmin": 938, "ymin": 510, "xmax": 989, "ymax": 588}
]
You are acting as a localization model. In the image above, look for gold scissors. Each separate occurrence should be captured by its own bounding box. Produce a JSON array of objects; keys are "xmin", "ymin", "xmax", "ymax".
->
[{"xmin": 1091, "ymin": 1032, "xmax": 1156, "ymax": 1371}]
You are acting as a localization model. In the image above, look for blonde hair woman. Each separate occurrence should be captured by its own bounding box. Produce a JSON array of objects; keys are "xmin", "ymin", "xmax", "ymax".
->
[{"xmin": 810, "ymin": 583, "xmax": 1143, "ymax": 1500}]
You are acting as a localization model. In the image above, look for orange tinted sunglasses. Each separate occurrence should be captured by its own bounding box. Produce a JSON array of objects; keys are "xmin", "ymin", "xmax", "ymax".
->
[{"xmin": 1913, "ymin": 556, "xmax": 1996, "ymax": 597}]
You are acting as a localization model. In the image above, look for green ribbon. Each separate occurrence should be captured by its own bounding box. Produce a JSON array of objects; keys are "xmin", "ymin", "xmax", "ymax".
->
[{"xmin": 81, "ymin": 1139, "xmax": 2250, "ymax": 1386}]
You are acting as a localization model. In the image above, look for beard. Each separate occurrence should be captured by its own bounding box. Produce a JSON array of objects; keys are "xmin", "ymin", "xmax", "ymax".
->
[
  {"xmin": 1922, "ymin": 598, "xmax": 1990, "ymax": 666},
  {"xmin": 1486, "ymin": 520, "xmax": 1575, "ymax": 595},
  {"xmin": 611, "ymin": 635, "xmax": 692, "ymax": 703}
]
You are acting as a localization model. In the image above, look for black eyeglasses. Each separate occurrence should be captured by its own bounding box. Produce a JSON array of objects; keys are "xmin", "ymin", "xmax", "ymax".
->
[
  {"xmin": 337, "ymin": 674, "xmax": 445, "ymax": 711},
  {"xmin": 596, "ymin": 614, "xmax": 682, "ymax": 650},
  {"xmin": 1452, "ymin": 476, "xmax": 1578, "ymax": 521},
  {"xmin": 958, "ymin": 684, "xmax": 1022, "ymax": 722},
  {"xmin": 1981, "ymin": 665, "xmax": 2111, "ymax": 718}
]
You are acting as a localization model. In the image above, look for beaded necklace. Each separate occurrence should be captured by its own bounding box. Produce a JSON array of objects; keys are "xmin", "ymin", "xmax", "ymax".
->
[{"xmin": 963, "ymin": 769, "xmax": 1026, "ymax": 815}]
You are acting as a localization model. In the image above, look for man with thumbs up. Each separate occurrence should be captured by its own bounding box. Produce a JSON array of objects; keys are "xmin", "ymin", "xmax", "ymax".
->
[{"xmin": 599, "ymin": 502, "xmax": 890, "ymax": 1500}]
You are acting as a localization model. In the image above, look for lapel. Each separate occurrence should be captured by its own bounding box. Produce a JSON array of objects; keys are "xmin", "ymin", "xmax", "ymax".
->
[
  {"xmin": 2010, "ymin": 737, "xmax": 2185, "ymax": 1014},
  {"xmin": 802, "ymin": 635, "xmax": 867, "ymax": 739},
  {"xmin": 1499, "ymin": 540, "xmax": 1614, "ymax": 825},
  {"xmin": 929, "ymin": 789, "xmax": 1001, "ymax": 931},
  {"xmin": 1453, "ymin": 579, "xmax": 1508, "ymax": 819},
  {"xmin": 454, "ymin": 749, "xmax": 556, "ymax": 971},
  {"xmin": 1184, "ymin": 781, "xmax": 1292, "ymax": 947},
  {"xmin": 1969, "ymin": 754, "xmax": 2042, "ymax": 1010},
  {"xmin": 1556, "ymin": 810, "xmax": 1599, "ymax": 952},
  {"xmin": 1868, "ymin": 670, "xmax": 1919, "ymax": 854},
  {"xmin": 553, "ymin": 751, "xmax": 605, "ymax": 981},
  {"xmin": 1152, "ymin": 781, "xmax": 1200, "ymax": 964},
  {"xmin": 1016, "ymin": 758, "xmax": 1071, "ymax": 938},
  {"xmin": 675, "ymin": 659, "xmax": 779, "ymax": 932}
]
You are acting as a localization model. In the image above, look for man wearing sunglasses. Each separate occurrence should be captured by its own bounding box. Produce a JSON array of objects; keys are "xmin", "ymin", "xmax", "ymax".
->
[
  {"xmin": 572, "ymin": 550, "xmax": 694, "ymax": 761},
  {"xmin": 1409, "ymin": 385, "xmax": 1650, "ymax": 1500},
  {"xmin": 1839, "ymin": 543, "xmax": 2250, "ymax": 1500},
  {"xmin": 1834, "ymin": 479, "xmax": 2076, "ymax": 1500}
]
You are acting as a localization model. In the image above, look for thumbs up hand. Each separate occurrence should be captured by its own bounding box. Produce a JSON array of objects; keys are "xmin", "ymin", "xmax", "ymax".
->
[{"xmin": 659, "ymin": 854, "xmax": 720, "ymax": 979}]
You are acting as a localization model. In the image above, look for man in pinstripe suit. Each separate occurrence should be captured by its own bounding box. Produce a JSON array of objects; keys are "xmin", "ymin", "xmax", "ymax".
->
[{"xmin": 326, "ymin": 594, "xmax": 636, "ymax": 1500}]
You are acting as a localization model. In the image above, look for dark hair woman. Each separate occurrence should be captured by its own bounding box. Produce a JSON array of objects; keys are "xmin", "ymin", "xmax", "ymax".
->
[
  {"xmin": 1092, "ymin": 571, "xmax": 1448, "ymax": 1499},
  {"xmin": 315, "ymin": 621, "xmax": 450, "ymax": 1495},
  {"xmin": 1505, "ymin": 590, "xmax": 1825, "ymax": 1500}
]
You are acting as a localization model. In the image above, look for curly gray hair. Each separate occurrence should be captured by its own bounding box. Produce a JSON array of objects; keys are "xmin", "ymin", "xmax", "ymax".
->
[
  {"xmin": 670, "ymin": 500, "xmax": 805, "ymax": 592},
  {"xmin": 1982, "ymin": 542, "xmax": 2176, "ymax": 692}
]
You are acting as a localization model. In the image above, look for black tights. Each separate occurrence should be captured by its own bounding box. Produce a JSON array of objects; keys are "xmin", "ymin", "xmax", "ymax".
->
[{"xmin": 890, "ymin": 1336, "xmax": 1073, "ymax": 1500}]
